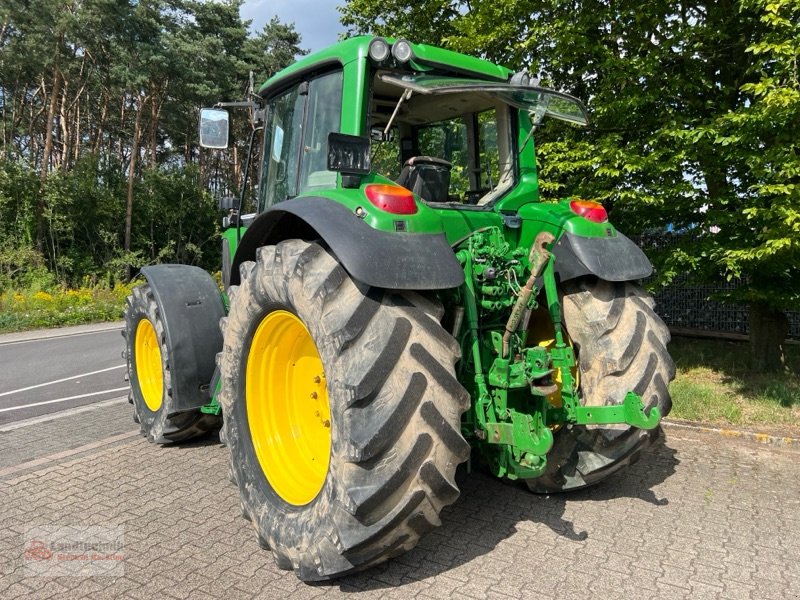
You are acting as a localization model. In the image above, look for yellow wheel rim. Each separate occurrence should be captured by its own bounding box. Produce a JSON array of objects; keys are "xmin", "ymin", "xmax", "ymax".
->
[
  {"xmin": 135, "ymin": 318, "xmax": 164, "ymax": 412},
  {"xmin": 246, "ymin": 310, "xmax": 331, "ymax": 506}
]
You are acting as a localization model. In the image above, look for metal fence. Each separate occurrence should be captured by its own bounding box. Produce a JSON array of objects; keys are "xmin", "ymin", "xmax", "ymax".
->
[{"xmin": 634, "ymin": 234, "xmax": 800, "ymax": 340}]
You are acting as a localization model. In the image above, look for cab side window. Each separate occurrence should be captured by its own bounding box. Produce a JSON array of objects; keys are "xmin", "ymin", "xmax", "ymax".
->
[
  {"xmin": 300, "ymin": 71, "xmax": 343, "ymax": 191},
  {"xmin": 260, "ymin": 70, "xmax": 343, "ymax": 209},
  {"xmin": 261, "ymin": 86, "xmax": 304, "ymax": 207}
]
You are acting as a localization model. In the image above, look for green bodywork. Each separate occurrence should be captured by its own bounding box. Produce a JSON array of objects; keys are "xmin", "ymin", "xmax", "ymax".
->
[{"xmin": 208, "ymin": 36, "xmax": 660, "ymax": 481}]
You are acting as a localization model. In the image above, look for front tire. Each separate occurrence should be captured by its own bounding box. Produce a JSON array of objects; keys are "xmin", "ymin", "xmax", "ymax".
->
[
  {"xmin": 526, "ymin": 278, "xmax": 675, "ymax": 493},
  {"xmin": 123, "ymin": 285, "xmax": 220, "ymax": 443},
  {"xmin": 218, "ymin": 240, "xmax": 470, "ymax": 580}
]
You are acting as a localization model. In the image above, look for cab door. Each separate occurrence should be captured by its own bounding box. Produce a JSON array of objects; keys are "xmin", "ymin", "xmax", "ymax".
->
[{"xmin": 259, "ymin": 70, "xmax": 343, "ymax": 210}]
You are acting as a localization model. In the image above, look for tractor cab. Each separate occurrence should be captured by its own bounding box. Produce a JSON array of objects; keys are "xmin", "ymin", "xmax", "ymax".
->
[{"xmin": 202, "ymin": 36, "xmax": 589, "ymax": 216}]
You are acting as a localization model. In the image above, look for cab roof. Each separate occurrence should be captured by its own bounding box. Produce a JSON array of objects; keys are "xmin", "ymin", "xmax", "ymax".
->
[{"xmin": 258, "ymin": 35, "xmax": 512, "ymax": 97}]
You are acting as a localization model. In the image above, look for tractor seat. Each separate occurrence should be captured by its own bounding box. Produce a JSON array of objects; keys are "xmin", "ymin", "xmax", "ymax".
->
[{"xmin": 396, "ymin": 156, "xmax": 452, "ymax": 203}]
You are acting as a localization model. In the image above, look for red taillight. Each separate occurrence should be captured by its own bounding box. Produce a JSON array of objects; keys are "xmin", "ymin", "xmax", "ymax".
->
[
  {"xmin": 364, "ymin": 184, "xmax": 417, "ymax": 215},
  {"xmin": 570, "ymin": 199, "xmax": 608, "ymax": 223}
]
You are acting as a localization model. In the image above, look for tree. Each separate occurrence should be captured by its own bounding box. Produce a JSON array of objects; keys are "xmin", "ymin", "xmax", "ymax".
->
[
  {"xmin": 717, "ymin": 0, "xmax": 800, "ymax": 370},
  {"xmin": 244, "ymin": 16, "xmax": 308, "ymax": 84},
  {"xmin": 340, "ymin": 0, "xmax": 800, "ymax": 370},
  {"xmin": 0, "ymin": 0, "xmax": 305, "ymax": 287}
]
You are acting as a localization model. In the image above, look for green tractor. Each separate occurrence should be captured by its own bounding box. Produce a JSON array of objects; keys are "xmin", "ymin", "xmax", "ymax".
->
[{"xmin": 123, "ymin": 36, "xmax": 674, "ymax": 580}]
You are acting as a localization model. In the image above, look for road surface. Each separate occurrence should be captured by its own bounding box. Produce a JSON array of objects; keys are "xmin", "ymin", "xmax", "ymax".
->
[
  {"xmin": 0, "ymin": 322, "xmax": 127, "ymax": 426},
  {"xmin": 0, "ymin": 403, "xmax": 798, "ymax": 599}
]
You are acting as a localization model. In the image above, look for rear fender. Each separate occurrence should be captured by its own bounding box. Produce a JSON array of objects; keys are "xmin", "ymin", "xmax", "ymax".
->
[
  {"xmin": 230, "ymin": 197, "xmax": 465, "ymax": 290},
  {"xmin": 552, "ymin": 231, "xmax": 653, "ymax": 282}
]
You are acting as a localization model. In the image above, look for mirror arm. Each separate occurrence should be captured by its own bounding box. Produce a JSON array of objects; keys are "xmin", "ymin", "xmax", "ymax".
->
[
  {"xmin": 214, "ymin": 101, "xmax": 265, "ymax": 126},
  {"xmin": 214, "ymin": 101, "xmax": 258, "ymax": 109}
]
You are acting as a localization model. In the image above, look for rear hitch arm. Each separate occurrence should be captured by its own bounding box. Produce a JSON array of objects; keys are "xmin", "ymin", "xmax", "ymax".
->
[
  {"xmin": 574, "ymin": 393, "xmax": 662, "ymax": 430},
  {"xmin": 501, "ymin": 231, "xmax": 555, "ymax": 358},
  {"xmin": 542, "ymin": 242, "xmax": 661, "ymax": 431}
]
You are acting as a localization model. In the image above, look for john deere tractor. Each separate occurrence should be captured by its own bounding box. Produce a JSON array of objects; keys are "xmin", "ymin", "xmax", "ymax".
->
[{"xmin": 123, "ymin": 36, "xmax": 674, "ymax": 580}]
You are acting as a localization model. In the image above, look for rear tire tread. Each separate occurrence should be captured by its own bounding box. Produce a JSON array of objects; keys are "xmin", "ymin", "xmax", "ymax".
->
[
  {"xmin": 526, "ymin": 279, "xmax": 674, "ymax": 493},
  {"xmin": 218, "ymin": 239, "xmax": 469, "ymax": 580}
]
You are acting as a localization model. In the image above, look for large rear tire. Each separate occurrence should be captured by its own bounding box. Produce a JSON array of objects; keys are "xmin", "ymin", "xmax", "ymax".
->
[
  {"xmin": 218, "ymin": 239, "xmax": 470, "ymax": 581},
  {"xmin": 124, "ymin": 285, "xmax": 220, "ymax": 443},
  {"xmin": 526, "ymin": 278, "xmax": 675, "ymax": 493}
]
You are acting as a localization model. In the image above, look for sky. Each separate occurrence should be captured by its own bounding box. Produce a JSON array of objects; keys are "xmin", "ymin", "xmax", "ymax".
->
[{"xmin": 240, "ymin": 0, "xmax": 348, "ymax": 54}]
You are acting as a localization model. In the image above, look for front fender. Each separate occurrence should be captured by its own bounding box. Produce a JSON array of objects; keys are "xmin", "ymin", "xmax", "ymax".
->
[
  {"xmin": 230, "ymin": 197, "xmax": 465, "ymax": 290},
  {"xmin": 139, "ymin": 265, "xmax": 225, "ymax": 413},
  {"xmin": 552, "ymin": 231, "xmax": 653, "ymax": 282}
]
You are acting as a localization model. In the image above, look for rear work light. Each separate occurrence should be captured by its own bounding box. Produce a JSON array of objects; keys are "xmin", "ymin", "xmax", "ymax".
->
[
  {"xmin": 392, "ymin": 39, "xmax": 415, "ymax": 63},
  {"xmin": 368, "ymin": 38, "xmax": 390, "ymax": 63},
  {"xmin": 364, "ymin": 184, "xmax": 418, "ymax": 215},
  {"xmin": 569, "ymin": 199, "xmax": 608, "ymax": 223}
]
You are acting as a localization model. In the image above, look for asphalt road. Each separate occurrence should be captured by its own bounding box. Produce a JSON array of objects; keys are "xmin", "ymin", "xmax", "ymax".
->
[{"xmin": 0, "ymin": 323, "xmax": 128, "ymax": 426}]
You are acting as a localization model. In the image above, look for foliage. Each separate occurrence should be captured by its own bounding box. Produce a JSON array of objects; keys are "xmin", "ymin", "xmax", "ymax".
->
[
  {"xmin": 341, "ymin": 0, "xmax": 800, "ymax": 367},
  {"xmin": 0, "ymin": 1, "xmax": 304, "ymax": 289},
  {"xmin": 245, "ymin": 16, "xmax": 308, "ymax": 84}
]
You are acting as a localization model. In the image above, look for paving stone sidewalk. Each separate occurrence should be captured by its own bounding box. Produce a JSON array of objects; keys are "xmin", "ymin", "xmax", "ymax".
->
[
  {"xmin": 1, "ymin": 417, "xmax": 798, "ymax": 600},
  {"xmin": 0, "ymin": 400, "xmax": 132, "ymax": 469}
]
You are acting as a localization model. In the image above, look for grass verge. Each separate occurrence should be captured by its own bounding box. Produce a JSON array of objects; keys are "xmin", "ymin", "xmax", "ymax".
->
[
  {"xmin": 0, "ymin": 284, "xmax": 134, "ymax": 333},
  {"xmin": 668, "ymin": 336, "xmax": 799, "ymax": 434}
]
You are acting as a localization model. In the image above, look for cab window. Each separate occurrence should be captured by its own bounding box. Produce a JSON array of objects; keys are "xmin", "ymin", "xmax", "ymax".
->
[
  {"xmin": 260, "ymin": 70, "xmax": 343, "ymax": 209},
  {"xmin": 368, "ymin": 71, "xmax": 513, "ymax": 206}
]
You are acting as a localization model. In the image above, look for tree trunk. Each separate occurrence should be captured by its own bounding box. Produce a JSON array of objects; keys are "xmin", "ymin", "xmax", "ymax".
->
[
  {"xmin": 92, "ymin": 95, "xmax": 108, "ymax": 156},
  {"xmin": 118, "ymin": 96, "xmax": 126, "ymax": 164},
  {"xmin": 185, "ymin": 120, "xmax": 192, "ymax": 163},
  {"xmin": 73, "ymin": 97, "xmax": 81, "ymax": 164},
  {"xmin": 149, "ymin": 102, "xmax": 158, "ymax": 165},
  {"xmin": 148, "ymin": 88, "xmax": 164, "ymax": 166},
  {"xmin": 37, "ymin": 64, "xmax": 62, "ymax": 251},
  {"xmin": 233, "ymin": 145, "xmax": 240, "ymax": 190},
  {"xmin": 749, "ymin": 302, "xmax": 788, "ymax": 372},
  {"xmin": 59, "ymin": 76, "xmax": 69, "ymax": 170},
  {"xmin": 124, "ymin": 93, "xmax": 146, "ymax": 279}
]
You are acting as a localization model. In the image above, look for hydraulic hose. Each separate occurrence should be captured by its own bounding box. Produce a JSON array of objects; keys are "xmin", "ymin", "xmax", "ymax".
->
[{"xmin": 502, "ymin": 231, "xmax": 555, "ymax": 358}]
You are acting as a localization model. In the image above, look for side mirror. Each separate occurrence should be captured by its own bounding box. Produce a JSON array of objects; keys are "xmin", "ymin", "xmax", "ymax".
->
[
  {"xmin": 218, "ymin": 195, "xmax": 237, "ymax": 211},
  {"xmin": 199, "ymin": 108, "xmax": 229, "ymax": 149},
  {"xmin": 370, "ymin": 127, "xmax": 394, "ymax": 142},
  {"xmin": 327, "ymin": 133, "xmax": 370, "ymax": 175}
]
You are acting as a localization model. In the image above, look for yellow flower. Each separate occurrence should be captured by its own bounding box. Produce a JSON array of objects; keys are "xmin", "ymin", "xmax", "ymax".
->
[{"xmin": 33, "ymin": 291, "xmax": 54, "ymax": 302}]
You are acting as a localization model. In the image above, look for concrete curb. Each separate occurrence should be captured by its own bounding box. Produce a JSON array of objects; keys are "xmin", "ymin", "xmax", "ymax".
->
[
  {"xmin": 0, "ymin": 430, "xmax": 140, "ymax": 479},
  {"xmin": 0, "ymin": 321, "xmax": 124, "ymax": 345},
  {"xmin": 663, "ymin": 418, "xmax": 800, "ymax": 447}
]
